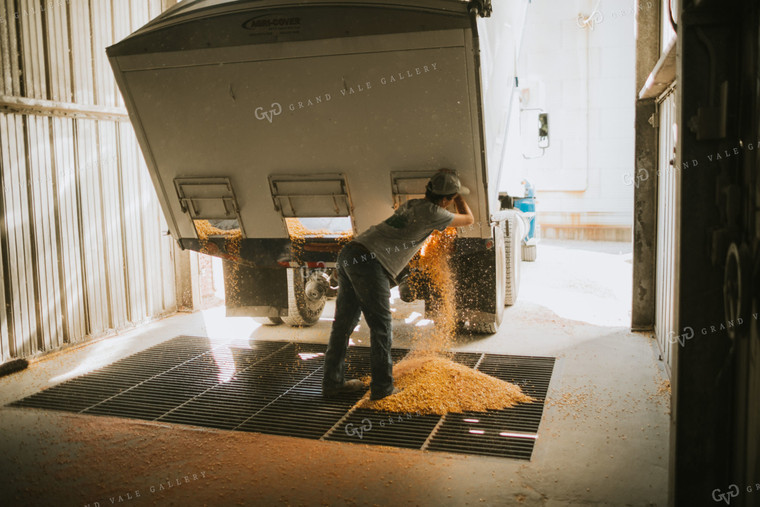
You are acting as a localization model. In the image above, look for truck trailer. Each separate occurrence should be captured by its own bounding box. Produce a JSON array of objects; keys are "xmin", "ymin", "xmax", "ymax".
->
[{"xmin": 107, "ymin": 0, "xmax": 529, "ymax": 333}]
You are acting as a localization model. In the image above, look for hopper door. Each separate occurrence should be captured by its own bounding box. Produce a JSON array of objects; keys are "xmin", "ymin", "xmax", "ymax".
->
[
  {"xmin": 391, "ymin": 171, "xmax": 437, "ymax": 208},
  {"xmin": 174, "ymin": 177, "xmax": 245, "ymax": 236},
  {"xmin": 269, "ymin": 174, "xmax": 352, "ymax": 218}
]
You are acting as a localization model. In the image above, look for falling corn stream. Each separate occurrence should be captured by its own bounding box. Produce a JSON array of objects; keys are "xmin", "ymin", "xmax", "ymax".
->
[
  {"xmin": 362, "ymin": 228, "xmax": 534, "ymax": 415},
  {"xmin": 194, "ymin": 220, "xmax": 243, "ymax": 305}
]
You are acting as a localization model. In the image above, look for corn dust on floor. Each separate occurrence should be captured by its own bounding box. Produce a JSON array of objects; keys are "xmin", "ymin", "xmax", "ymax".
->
[{"xmin": 360, "ymin": 353, "xmax": 534, "ymax": 415}]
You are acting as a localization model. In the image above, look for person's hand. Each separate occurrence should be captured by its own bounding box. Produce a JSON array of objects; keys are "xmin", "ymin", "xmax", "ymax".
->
[
  {"xmin": 449, "ymin": 194, "xmax": 474, "ymax": 227},
  {"xmin": 453, "ymin": 194, "xmax": 468, "ymax": 211}
]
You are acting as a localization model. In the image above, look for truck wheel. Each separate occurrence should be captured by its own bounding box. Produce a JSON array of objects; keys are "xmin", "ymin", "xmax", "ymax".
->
[
  {"xmin": 282, "ymin": 269, "xmax": 326, "ymax": 327},
  {"xmin": 522, "ymin": 243, "xmax": 537, "ymax": 262},
  {"xmin": 398, "ymin": 278, "xmax": 415, "ymax": 303},
  {"xmin": 504, "ymin": 214, "xmax": 521, "ymax": 306},
  {"xmin": 464, "ymin": 225, "xmax": 506, "ymax": 334},
  {"xmin": 254, "ymin": 315, "xmax": 284, "ymax": 325},
  {"xmin": 469, "ymin": 321, "xmax": 497, "ymax": 334}
]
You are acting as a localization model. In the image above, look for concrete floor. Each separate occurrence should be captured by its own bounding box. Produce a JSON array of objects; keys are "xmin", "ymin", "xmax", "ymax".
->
[{"xmin": 0, "ymin": 239, "xmax": 669, "ymax": 506}]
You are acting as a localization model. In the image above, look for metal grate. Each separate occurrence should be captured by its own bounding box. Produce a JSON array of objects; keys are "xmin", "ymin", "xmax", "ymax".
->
[
  {"xmin": 424, "ymin": 354, "xmax": 555, "ymax": 459},
  {"xmin": 9, "ymin": 336, "xmax": 554, "ymax": 460}
]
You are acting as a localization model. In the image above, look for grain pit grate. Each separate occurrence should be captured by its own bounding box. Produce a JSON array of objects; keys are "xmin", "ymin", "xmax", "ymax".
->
[{"xmin": 9, "ymin": 336, "xmax": 554, "ymax": 460}]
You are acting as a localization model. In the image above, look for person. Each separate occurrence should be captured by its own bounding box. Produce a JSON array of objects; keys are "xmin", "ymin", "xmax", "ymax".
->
[{"xmin": 322, "ymin": 169, "xmax": 475, "ymax": 400}]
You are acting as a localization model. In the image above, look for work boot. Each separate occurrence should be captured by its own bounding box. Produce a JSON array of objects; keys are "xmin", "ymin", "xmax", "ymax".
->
[
  {"xmin": 322, "ymin": 379, "xmax": 365, "ymax": 397},
  {"xmin": 370, "ymin": 387, "xmax": 401, "ymax": 401}
]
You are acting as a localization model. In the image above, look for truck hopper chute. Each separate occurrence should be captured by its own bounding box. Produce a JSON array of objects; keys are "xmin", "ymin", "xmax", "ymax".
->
[{"xmin": 107, "ymin": 0, "xmax": 526, "ymax": 332}]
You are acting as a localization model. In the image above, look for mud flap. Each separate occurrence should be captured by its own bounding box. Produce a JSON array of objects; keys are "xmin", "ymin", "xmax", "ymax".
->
[
  {"xmin": 453, "ymin": 226, "xmax": 505, "ymax": 333},
  {"xmin": 223, "ymin": 260, "xmax": 288, "ymax": 318}
]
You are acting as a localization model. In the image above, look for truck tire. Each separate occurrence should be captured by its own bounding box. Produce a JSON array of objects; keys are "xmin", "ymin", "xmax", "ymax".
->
[
  {"xmin": 254, "ymin": 315, "xmax": 284, "ymax": 325},
  {"xmin": 398, "ymin": 278, "xmax": 415, "ymax": 303},
  {"xmin": 522, "ymin": 243, "xmax": 537, "ymax": 262},
  {"xmin": 504, "ymin": 214, "xmax": 521, "ymax": 306},
  {"xmin": 282, "ymin": 268, "xmax": 326, "ymax": 327},
  {"xmin": 463, "ymin": 225, "xmax": 506, "ymax": 334},
  {"xmin": 469, "ymin": 321, "xmax": 497, "ymax": 334}
]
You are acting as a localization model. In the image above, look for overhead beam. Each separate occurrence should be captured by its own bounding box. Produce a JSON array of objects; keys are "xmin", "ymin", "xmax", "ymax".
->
[{"xmin": 0, "ymin": 95, "xmax": 129, "ymax": 122}]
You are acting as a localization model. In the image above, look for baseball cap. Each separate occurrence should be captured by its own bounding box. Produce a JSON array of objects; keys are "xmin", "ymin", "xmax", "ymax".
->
[{"xmin": 427, "ymin": 169, "xmax": 471, "ymax": 196}]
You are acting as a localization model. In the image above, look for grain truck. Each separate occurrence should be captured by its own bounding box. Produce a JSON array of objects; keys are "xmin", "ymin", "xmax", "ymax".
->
[{"xmin": 107, "ymin": 0, "xmax": 529, "ymax": 333}]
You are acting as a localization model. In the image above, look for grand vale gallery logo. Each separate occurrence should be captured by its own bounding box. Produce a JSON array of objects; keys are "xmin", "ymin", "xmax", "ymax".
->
[
  {"xmin": 83, "ymin": 471, "xmax": 207, "ymax": 506},
  {"xmin": 253, "ymin": 63, "xmax": 440, "ymax": 124},
  {"xmin": 712, "ymin": 483, "xmax": 760, "ymax": 505},
  {"xmin": 255, "ymin": 103, "xmax": 282, "ymax": 123}
]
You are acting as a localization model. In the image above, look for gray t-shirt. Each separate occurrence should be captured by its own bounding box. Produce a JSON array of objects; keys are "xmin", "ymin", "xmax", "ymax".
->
[{"xmin": 355, "ymin": 199, "xmax": 455, "ymax": 278}]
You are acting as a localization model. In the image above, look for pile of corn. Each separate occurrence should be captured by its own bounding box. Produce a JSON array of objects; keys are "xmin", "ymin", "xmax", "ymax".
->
[
  {"xmin": 360, "ymin": 227, "xmax": 533, "ymax": 415},
  {"xmin": 361, "ymin": 354, "xmax": 534, "ymax": 415}
]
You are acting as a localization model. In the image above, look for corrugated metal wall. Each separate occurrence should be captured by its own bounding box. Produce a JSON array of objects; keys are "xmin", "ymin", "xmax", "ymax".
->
[
  {"xmin": 0, "ymin": 0, "xmax": 178, "ymax": 361},
  {"xmin": 654, "ymin": 89, "xmax": 679, "ymax": 376}
]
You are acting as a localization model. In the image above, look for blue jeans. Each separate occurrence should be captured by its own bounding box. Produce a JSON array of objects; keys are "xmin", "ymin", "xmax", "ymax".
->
[{"xmin": 323, "ymin": 242, "xmax": 394, "ymax": 398}]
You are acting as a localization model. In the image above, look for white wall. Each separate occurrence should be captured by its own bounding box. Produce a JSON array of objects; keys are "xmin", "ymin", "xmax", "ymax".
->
[{"xmin": 503, "ymin": 0, "xmax": 637, "ymax": 236}]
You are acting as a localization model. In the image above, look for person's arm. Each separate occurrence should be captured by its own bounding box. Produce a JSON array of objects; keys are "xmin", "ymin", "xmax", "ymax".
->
[{"xmin": 449, "ymin": 194, "xmax": 474, "ymax": 227}]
